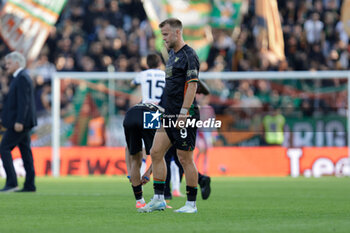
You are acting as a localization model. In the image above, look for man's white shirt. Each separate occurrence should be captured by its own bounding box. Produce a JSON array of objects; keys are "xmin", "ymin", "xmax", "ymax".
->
[
  {"xmin": 13, "ymin": 67, "xmax": 24, "ymax": 78},
  {"xmin": 133, "ymin": 69, "xmax": 165, "ymax": 104}
]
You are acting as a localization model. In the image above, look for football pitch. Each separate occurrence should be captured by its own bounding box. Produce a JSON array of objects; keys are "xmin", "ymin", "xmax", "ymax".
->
[{"xmin": 0, "ymin": 177, "xmax": 349, "ymax": 233}]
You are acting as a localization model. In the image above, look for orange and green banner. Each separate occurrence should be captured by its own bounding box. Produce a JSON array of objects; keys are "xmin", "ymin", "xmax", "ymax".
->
[
  {"xmin": 210, "ymin": 0, "xmax": 242, "ymax": 29},
  {"xmin": 143, "ymin": 0, "xmax": 212, "ymax": 62},
  {"xmin": 143, "ymin": 0, "xmax": 167, "ymax": 56},
  {"xmin": 255, "ymin": 0, "xmax": 285, "ymax": 61},
  {"xmin": 341, "ymin": 0, "xmax": 350, "ymax": 36},
  {"xmin": 0, "ymin": 0, "xmax": 67, "ymax": 60}
]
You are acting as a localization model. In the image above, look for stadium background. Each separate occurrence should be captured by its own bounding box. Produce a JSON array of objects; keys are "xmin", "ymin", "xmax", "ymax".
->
[{"xmin": 0, "ymin": 0, "xmax": 349, "ymax": 177}]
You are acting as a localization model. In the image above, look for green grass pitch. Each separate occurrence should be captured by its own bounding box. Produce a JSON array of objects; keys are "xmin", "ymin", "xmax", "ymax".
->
[{"xmin": 0, "ymin": 177, "xmax": 349, "ymax": 233}]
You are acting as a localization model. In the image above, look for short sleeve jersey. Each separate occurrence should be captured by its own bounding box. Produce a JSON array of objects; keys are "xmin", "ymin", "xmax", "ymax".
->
[
  {"xmin": 163, "ymin": 45, "xmax": 200, "ymax": 115},
  {"xmin": 133, "ymin": 69, "xmax": 166, "ymax": 104}
]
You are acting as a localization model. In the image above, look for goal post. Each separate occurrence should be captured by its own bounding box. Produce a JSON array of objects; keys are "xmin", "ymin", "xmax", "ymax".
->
[
  {"xmin": 51, "ymin": 71, "xmax": 350, "ymax": 177},
  {"xmin": 51, "ymin": 72, "xmax": 136, "ymax": 177}
]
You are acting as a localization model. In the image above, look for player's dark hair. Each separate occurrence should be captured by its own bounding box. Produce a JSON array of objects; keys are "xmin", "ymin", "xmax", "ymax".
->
[
  {"xmin": 159, "ymin": 18, "xmax": 182, "ymax": 30},
  {"xmin": 146, "ymin": 53, "xmax": 161, "ymax": 69}
]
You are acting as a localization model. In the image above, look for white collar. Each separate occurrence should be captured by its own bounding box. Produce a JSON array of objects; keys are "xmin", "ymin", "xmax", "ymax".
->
[{"xmin": 13, "ymin": 67, "xmax": 24, "ymax": 78}]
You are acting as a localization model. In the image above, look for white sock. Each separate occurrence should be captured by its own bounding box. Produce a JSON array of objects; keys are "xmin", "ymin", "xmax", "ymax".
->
[
  {"xmin": 136, "ymin": 197, "xmax": 145, "ymax": 203},
  {"xmin": 186, "ymin": 201, "xmax": 196, "ymax": 208},
  {"xmin": 140, "ymin": 158, "xmax": 146, "ymax": 177},
  {"xmin": 154, "ymin": 194, "xmax": 164, "ymax": 200},
  {"xmin": 170, "ymin": 160, "xmax": 181, "ymax": 192}
]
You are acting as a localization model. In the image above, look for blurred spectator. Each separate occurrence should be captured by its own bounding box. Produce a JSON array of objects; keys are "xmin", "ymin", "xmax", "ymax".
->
[
  {"xmin": 300, "ymin": 98, "xmax": 313, "ymax": 117},
  {"xmin": 30, "ymin": 53, "xmax": 56, "ymax": 83},
  {"xmin": 55, "ymin": 54, "xmax": 75, "ymax": 71},
  {"xmin": 304, "ymin": 12, "xmax": 324, "ymax": 44},
  {"xmin": 108, "ymin": 0, "xmax": 124, "ymax": 29},
  {"xmin": 79, "ymin": 56, "xmax": 96, "ymax": 71},
  {"xmin": 335, "ymin": 21, "xmax": 349, "ymax": 45},
  {"xmin": 0, "ymin": 0, "xmax": 347, "ymax": 147},
  {"xmin": 0, "ymin": 0, "xmax": 344, "ymax": 76},
  {"xmin": 262, "ymin": 105, "xmax": 286, "ymax": 146}
]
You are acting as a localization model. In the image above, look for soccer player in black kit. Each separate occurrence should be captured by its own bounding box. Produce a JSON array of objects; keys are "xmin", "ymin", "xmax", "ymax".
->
[
  {"xmin": 123, "ymin": 53, "xmax": 165, "ymax": 209},
  {"xmin": 139, "ymin": 18, "xmax": 200, "ymax": 213}
]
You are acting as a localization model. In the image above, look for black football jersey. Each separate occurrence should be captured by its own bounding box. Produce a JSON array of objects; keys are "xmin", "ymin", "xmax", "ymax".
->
[{"xmin": 163, "ymin": 45, "xmax": 199, "ymax": 115}]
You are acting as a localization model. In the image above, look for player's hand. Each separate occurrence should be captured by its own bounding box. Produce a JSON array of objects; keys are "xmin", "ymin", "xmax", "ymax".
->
[
  {"xmin": 141, "ymin": 174, "xmax": 150, "ymax": 185},
  {"xmin": 141, "ymin": 165, "xmax": 152, "ymax": 185},
  {"xmin": 14, "ymin": 122, "xmax": 23, "ymax": 132}
]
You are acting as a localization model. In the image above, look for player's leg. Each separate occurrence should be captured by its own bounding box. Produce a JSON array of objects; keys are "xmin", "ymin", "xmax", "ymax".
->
[
  {"xmin": 198, "ymin": 172, "xmax": 211, "ymax": 200},
  {"xmin": 170, "ymin": 157, "xmax": 183, "ymax": 197},
  {"xmin": 173, "ymin": 149, "xmax": 211, "ymax": 200},
  {"xmin": 199, "ymin": 132, "xmax": 211, "ymax": 199},
  {"xmin": 173, "ymin": 150, "xmax": 184, "ymax": 182},
  {"xmin": 177, "ymin": 149, "xmax": 198, "ymax": 188},
  {"xmin": 171, "ymin": 148, "xmax": 184, "ymax": 196},
  {"xmin": 140, "ymin": 148, "xmax": 148, "ymax": 176},
  {"xmin": 150, "ymin": 126, "xmax": 172, "ymax": 181},
  {"xmin": 164, "ymin": 149, "xmax": 173, "ymax": 200},
  {"xmin": 129, "ymin": 151, "xmax": 142, "ymax": 186},
  {"xmin": 164, "ymin": 145, "xmax": 183, "ymax": 199},
  {"xmin": 171, "ymin": 126, "xmax": 198, "ymax": 213},
  {"xmin": 129, "ymin": 150, "xmax": 146, "ymax": 208},
  {"xmin": 123, "ymin": 107, "xmax": 146, "ymax": 209},
  {"xmin": 138, "ymin": 126, "xmax": 172, "ymax": 213},
  {"xmin": 125, "ymin": 146, "xmax": 146, "ymax": 209},
  {"xmin": 125, "ymin": 147, "xmax": 131, "ymax": 181},
  {"xmin": 163, "ymin": 149, "xmax": 175, "ymax": 208},
  {"xmin": 175, "ymin": 149, "xmax": 198, "ymax": 213}
]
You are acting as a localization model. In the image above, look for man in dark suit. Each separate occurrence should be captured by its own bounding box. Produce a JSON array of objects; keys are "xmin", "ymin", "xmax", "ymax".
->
[{"xmin": 0, "ymin": 51, "xmax": 37, "ymax": 192}]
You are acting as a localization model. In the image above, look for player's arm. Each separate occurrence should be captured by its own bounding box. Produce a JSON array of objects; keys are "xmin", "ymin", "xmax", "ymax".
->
[
  {"xmin": 141, "ymin": 164, "xmax": 152, "ymax": 185},
  {"xmin": 130, "ymin": 73, "xmax": 141, "ymax": 88},
  {"xmin": 181, "ymin": 81, "xmax": 198, "ymax": 111},
  {"xmin": 178, "ymin": 51, "xmax": 200, "ymax": 120},
  {"xmin": 177, "ymin": 81, "xmax": 197, "ymax": 128},
  {"xmin": 130, "ymin": 79, "xmax": 138, "ymax": 88}
]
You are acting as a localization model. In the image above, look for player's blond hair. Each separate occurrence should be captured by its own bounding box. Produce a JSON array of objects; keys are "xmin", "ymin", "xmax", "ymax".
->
[{"xmin": 159, "ymin": 18, "xmax": 183, "ymax": 30}]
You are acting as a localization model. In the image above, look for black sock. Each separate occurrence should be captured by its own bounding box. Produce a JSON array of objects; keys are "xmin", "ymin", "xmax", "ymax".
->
[
  {"xmin": 198, "ymin": 172, "xmax": 204, "ymax": 183},
  {"xmin": 132, "ymin": 184, "xmax": 143, "ymax": 200},
  {"xmin": 186, "ymin": 186, "xmax": 198, "ymax": 201},
  {"xmin": 153, "ymin": 180, "xmax": 165, "ymax": 195}
]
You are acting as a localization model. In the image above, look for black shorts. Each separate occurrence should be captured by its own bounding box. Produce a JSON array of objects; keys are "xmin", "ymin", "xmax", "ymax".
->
[
  {"xmin": 164, "ymin": 109, "xmax": 199, "ymax": 151},
  {"xmin": 123, "ymin": 106, "xmax": 156, "ymax": 155},
  {"xmin": 165, "ymin": 126, "xmax": 197, "ymax": 151}
]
